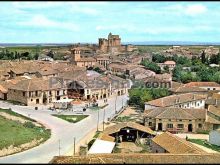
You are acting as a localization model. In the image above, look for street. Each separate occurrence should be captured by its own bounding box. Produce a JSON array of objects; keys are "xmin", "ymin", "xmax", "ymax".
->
[{"xmin": 0, "ymin": 94, "xmax": 129, "ymax": 163}]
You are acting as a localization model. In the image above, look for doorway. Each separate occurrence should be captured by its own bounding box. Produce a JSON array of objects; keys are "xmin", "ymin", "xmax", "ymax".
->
[
  {"xmin": 188, "ymin": 124, "xmax": 193, "ymax": 132},
  {"xmin": 158, "ymin": 123, "xmax": 162, "ymax": 131}
]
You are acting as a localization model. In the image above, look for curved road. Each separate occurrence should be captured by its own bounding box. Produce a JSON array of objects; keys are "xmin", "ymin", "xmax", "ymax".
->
[{"xmin": 0, "ymin": 94, "xmax": 128, "ymax": 163}]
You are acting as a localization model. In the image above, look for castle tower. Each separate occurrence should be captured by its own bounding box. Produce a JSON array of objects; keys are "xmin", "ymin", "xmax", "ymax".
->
[{"xmin": 71, "ymin": 48, "xmax": 81, "ymax": 62}]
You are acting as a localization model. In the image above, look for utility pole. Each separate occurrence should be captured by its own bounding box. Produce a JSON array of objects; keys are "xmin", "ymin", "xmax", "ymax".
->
[
  {"xmin": 103, "ymin": 108, "xmax": 106, "ymax": 131},
  {"xmin": 73, "ymin": 137, "xmax": 76, "ymax": 156},
  {"xmin": 115, "ymin": 95, "xmax": 117, "ymax": 114},
  {"xmin": 58, "ymin": 139, "xmax": 61, "ymax": 156},
  {"xmin": 97, "ymin": 109, "xmax": 99, "ymax": 131}
]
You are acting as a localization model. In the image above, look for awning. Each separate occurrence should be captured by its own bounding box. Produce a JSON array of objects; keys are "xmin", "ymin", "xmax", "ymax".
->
[{"xmin": 88, "ymin": 139, "xmax": 115, "ymax": 154}]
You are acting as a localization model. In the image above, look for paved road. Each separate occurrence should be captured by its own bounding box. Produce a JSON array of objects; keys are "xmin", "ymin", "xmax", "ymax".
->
[{"xmin": 0, "ymin": 94, "xmax": 129, "ymax": 163}]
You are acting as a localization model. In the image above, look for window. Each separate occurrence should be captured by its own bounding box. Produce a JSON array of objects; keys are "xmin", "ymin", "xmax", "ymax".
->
[
  {"xmin": 31, "ymin": 99, "xmax": 33, "ymax": 101},
  {"xmin": 49, "ymin": 91, "xmax": 52, "ymax": 96},
  {"xmin": 159, "ymin": 119, "xmax": 162, "ymax": 121},
  {"xmin": 169, "ymin": 119, "xmax": 171, "ymax": 121},
  {"xmin": 167, "ymin": 124, "xmax": 173, "ymax": 128},
  {"xmin": 198, "ymin": 124, "xmax": 202, "ymax": 128},
  {"xmin": 35, "ymin": 91, "xmax": 38, "ymax": 96},
  {"xmin": 189, "ymin": 120, "xmax": 192, "ymax": 122},
  {"xmin": 177, "ymin": 124, "xmax": 184, "ymax": 128},
  {"xmin": 149, "ymin": 122, "xmax": 152, "ymax": 126},
  {"xmin": 208, "ymin": 88, "xmax": 210, "ymax": 90},
  {"xmin": 179, "ymin": 119, "xmax": 182, "ymax": 122},
  {"xmin": 23, "ymin": 92, "xmax": 25, "ymax": 97},
  {"xmin": 213, "ymin": 88, "xmax": 216, "ymax": 90},
  {"xmin": 187, "ymin": 103, "xmax": 189, "ymax": 107}
]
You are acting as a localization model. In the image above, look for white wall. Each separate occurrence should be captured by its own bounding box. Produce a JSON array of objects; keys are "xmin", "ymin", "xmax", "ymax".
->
[{"xmin": 209, "ymin": 130, "xmax": 220, "ymax": 146}]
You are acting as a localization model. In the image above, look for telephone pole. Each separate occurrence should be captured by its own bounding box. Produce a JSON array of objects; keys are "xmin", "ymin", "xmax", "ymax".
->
[
  {"xmin": 97, "ymin": 109, "xmax": 99, "ymax": 131},
  {"xmin": 58, "ymin": 139, "xmax": 61, "ymax": 156},
  {"xmin": 73, "ymin": 137, "xmax": 76, "ymax": 156},
  {"xmin": 103, "ymin": 108, "xmax": 106, "ymax": 131}
]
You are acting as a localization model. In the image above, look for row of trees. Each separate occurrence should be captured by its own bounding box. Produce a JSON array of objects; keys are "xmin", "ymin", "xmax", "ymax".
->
[
  {"xmin": 140, "ymin": 59, "xmax": 161, "ymax": 74},
  {"xmin": 128, "ymin": 88, "xmax": 170, "ymax": 109},
  {"xmin": 0, "ymin": 49, "xmax": 39, "ymax": 60}
]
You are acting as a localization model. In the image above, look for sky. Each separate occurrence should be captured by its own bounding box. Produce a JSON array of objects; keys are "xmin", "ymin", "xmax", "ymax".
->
[{"xmin": 0, "ymin": 1, "xmax": 220, "ymax": 43}]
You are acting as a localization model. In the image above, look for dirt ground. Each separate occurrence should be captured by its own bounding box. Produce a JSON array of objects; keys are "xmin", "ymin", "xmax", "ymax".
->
[
  {"xmin": 0, "ymin": 112, "xmax": 41, "ymax": 127},
  {"xmin": 118, "ymin": 142, "xmax": 142, "ymax": 153},
  {"xmin": 120, "ymin": 106, "xmax": 139, "ymax": 116}
]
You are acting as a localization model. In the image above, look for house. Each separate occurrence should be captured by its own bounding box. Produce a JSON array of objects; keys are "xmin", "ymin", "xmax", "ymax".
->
[
  {"xmin": 126, "ymin": 67, "xmax": 156, "ymax": 80},
  {"xmin": 205, "ymin": 105, "xmax": 220, "ymax": 130},
  {"xmin": 183, "ymin": 82, "xmax": 220, "ymax": 91},
  {"xmin": 145, "ymin": 93, "xmax": 207, "ymax": 110},
  {"xmin": 51, "ymin": 153, "xmax": 220, "ymax": 164},
  {"xmin": 151, "ymin": 132, "xmax": 205, "ymax": 154},
  {"xmin": 209, "ymin": 129, "xmax": 220, "ymax": 146},
  {"xmin": 142, "ymin": 73, "xmax": 172, "ymax": 89},
  {"xmin": 144, "ymin": 108, "xmax": 206, "ymax": 133},
  {"xmin": 7, "ymin": 78, "xmax": 68, "ymax": 106},
  {"xmin": 170, "ymin": 85, "xmax": 208, "ymax": 94},
  {"xmin": 70, "ymin": 48, "xmax": 97, "ymax": 68},
  {"xmin": 157, "ymin": 61, "xmax": 176, "ymax": 71}
]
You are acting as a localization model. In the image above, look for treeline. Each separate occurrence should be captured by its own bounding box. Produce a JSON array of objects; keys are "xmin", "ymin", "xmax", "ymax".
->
[
  {"xmin": 128, "ymin": 88, "xmax": 170, "ymax": 109},
  {"xmin": 0, "ymin": 49, "xmax": 39, "ymax": 60}
]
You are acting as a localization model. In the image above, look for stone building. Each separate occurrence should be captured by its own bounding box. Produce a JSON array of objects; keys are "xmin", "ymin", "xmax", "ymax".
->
[
  {"xmin": 7, "ymin": 78, "xmax": 68, "ymax": 106},
  {"xmin": 145, "ymin": 93, "xmax": 207, "ymax": 110},
  {"xmin": 151, "ymin": 132, "xmax": 205, "ymax": 154},
  {"xmin": 70, "ymin": 48, "xmax": 97, "ymax": 68},
  {"xmin": 144, "ymin": 107, "xmax": 206, "ymax": 133},
  {"xmin": 99, "ymin": 32, "xmax": 122, "ymax": 54}
]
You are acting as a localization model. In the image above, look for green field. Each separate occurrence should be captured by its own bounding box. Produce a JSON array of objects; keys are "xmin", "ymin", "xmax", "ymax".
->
[
  {"xmin": 0, "ymin": 115, "xmax": 51, "ymax": 150},
  {"xmin": 188, "ymin": 139, "xmax": 220, "ymax": 152},
  {"xmin": 52, "ymin": 114, "xmax": 89, "ymax": 123}
]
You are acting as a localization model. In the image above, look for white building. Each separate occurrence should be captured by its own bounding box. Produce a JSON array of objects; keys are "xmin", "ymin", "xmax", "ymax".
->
[{"xmin": 209, "ymin": 129, "xmax": 220, "ymax": 146}]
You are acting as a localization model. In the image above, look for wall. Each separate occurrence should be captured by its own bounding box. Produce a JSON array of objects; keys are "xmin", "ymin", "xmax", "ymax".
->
[
  {"xmin": 151, "ymin": 141, "xmax": 167, "ymax": 153},
  {"xmin": 209, "ymin": 131, "xmax": 220, "ymax": 146}
]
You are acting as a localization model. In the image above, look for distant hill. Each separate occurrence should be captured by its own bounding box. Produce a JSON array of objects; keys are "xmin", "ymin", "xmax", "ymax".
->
[{"xmin": 122, "ymin": 41, "xmax": 220, "ymax": 46}]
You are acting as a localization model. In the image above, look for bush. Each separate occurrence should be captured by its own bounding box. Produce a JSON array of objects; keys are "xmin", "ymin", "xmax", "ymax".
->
[
  {"xmin": 88, "ymin": 139, "xmax": 96, "ymax": 150},
  {"xmin": 23, "ymin": 121, "xmax": 35, "ymax": 128}
]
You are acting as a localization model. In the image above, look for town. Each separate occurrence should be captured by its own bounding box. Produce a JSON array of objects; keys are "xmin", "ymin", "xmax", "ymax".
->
[
  {"xmin": 0, "ymin": 32, "xmax": 220, "ymax": 164},
  {"xmin": 1, "ymin": 1, "xmax": 220, "ymax": 164}
]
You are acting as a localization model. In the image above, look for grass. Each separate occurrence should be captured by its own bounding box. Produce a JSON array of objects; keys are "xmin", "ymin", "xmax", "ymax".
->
[
  {"xmin": 0, "ymin": 115, "xmax": 51, "ymax": 150},
  {"xmin": 197, "ymin": 130, "xmax": 210, "ymax": 134},
  {"xmin": 188, "ymin": 139, "xmax": 220, "ymax": 152},
  {"xmin": 114, "ymin": 116, "xmax": 132, "ymax": 122},
  {"xmin": 52, "ymin": 114, "xmax": 89, "ymax": 123},
  {"xmin": 89, "ymin": 107, "xmax": 100, "ymax": 111},
  {"xmin": 93, "ymin": 131, "xmax": 101, "ymax": 139}
]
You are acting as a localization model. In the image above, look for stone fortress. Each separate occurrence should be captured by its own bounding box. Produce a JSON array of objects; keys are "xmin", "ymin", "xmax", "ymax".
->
[{"xmin": 98, "ymin": 32, "xmax": 137, "ymax": 55}]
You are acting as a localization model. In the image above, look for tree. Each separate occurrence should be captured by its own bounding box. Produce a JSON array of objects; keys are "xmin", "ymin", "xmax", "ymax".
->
[
  {"xmin": 34, "ymin": 53, "xmax": 39, "ymax": 60},
  {"xmin": 141, "ymin": 59, "xmax": 161, "ymax": 74},
  {"xmin": 201, "ymin": 50, "xmax": 207, "ymax": 64},
  {"xmin": 209, "ymin": 53, "xmax": 220, "ymax": 64},
  {"xmin": 172, "ymin": 65, "xmax": 182, "ymax": 82}
]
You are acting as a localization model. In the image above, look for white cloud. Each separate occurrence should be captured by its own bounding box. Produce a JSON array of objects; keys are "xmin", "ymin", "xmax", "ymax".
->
[
  {"xmin": 185, "ymin": 4, "xmax": 207, "ymax": 16},
  {"xmin": 18, "ymin": 15, "xmax": 79, "ymax": 31}
]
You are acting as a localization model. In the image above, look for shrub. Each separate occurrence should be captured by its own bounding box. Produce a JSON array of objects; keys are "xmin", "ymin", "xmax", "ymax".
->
[{"xmin": 23, "ymin": 121, "xmax": 35, "ymax": 128}]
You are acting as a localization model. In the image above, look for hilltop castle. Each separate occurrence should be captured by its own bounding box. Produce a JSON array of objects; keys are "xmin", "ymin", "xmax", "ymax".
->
[{"xmin": 98, "ymin": 32, "xmax": 137, "ymax": 54}]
